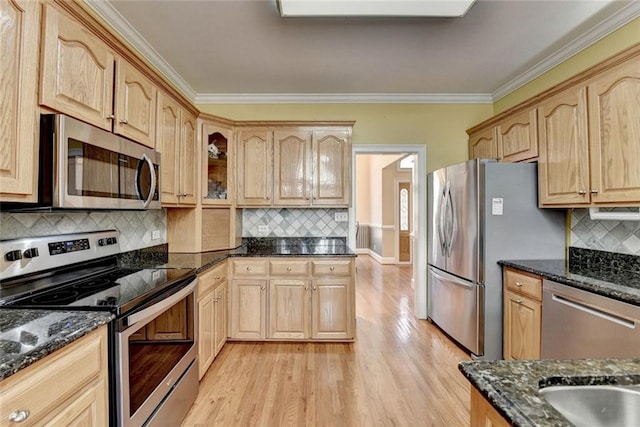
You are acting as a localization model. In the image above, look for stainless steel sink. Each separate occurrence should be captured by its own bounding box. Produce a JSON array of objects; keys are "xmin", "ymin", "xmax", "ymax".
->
[{"xmin": 539, "ymin": 385, "xmax": 640, "ymax": 427}]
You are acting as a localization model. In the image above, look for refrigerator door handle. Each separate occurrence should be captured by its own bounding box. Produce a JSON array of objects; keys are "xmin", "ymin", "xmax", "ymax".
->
[
  {"xmin": 438, "ymin": 187, "xmax": 447, "ymax": 256},
  {"xmin": 446, "ymin": 186, "xmax": 457, "ymax": 257},
  {"xmin": 430, "ymin": 267, "xmax": 475, "ymax": 289}
]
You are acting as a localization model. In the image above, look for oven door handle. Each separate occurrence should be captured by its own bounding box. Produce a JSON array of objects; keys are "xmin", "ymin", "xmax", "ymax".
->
[{"xmin": 125, "ymin": 278, "xmax": 197, "ymax": 327}]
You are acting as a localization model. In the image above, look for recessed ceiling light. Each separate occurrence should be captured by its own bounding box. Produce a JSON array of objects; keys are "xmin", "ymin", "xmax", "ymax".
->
[{"xmin": 277, "ymin": 0, "xmax": 477, "ymax": 17}]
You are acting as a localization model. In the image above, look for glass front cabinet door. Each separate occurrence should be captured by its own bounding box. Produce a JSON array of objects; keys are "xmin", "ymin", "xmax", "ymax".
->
[{"xmin": 200, "ymin": 117, "xmax": 233, "ymax": 205}]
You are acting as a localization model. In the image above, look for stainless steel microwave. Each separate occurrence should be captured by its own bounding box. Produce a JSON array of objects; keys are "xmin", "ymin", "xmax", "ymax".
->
[{"xmin": 3, "ymin": 114, "xmax": 160, "ymax": 211}]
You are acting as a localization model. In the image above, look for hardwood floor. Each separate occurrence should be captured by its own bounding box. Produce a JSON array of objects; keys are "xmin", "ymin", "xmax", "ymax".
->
[{"xmin": 181, "ymin": 255, "xmax": 471, "ymax": 426}]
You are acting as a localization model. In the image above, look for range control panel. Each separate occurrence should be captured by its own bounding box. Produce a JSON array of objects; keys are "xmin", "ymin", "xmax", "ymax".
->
[{"xmin": 1, "ymin": 230, "xmax": 121, "ymax": 282}]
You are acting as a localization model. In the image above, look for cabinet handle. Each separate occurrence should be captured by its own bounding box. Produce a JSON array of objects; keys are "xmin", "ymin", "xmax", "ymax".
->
[
  {"xmin": 312, "ymin": 285, "xmax": 317, "ymax": 291},
  {"xmin": 305, "ymin": 286, "xmax": 309, "ymax": 291},
  {"xmin": 515, "ymin": 299, "xmax": 523, "ymax": 304},
  {"xmin": 287, "ymin": 266, "xmax": 292, "ymax": 271},
  {"xmin": 515, "ymin": 281, "xmax": 523, "ymax": 287},
  {"xmin": 246, "ymin": 266, "xmax": 252, "ymax": 271},
  {"xmin": 215, "ymin": 276, "xmax": 221, "ymax": 280},
  {"xmin": 329, "ymin": 266, "xmax": 335, "ymax": 272},
  {"xmin": 106, "ymin": 114, "xmax": 115, "ymax": 120},
  {"xmin": 260, "ymin": 285, "xmax": 265, "ymax": 290},
  {"xmin": 119, "ymin": 119, "xmax": 128, "ymax": 124},
  {"xmin": 577, "ymin": 190, "xmax": 587, "ymax": 195},
  {"xmin": 590, "ymin": 189, "xmax": 599, "ymax": 194},
  {"xmin": 8, "ymin": 410, "xmax": 30, "ymax": 423}
]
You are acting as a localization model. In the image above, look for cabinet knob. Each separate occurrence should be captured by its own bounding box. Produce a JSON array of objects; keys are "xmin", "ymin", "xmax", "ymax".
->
[
  {"xmin": 215, "ymin": 276, "xmax": 221, "ymax": 280},
  {"xmin": 305, "ymin": 286, "xmax": 309, "ymax": 291},
  {"xmin": 590, "ymin": 189, "xmax": 599, "ymax": 194},
  {"xmin": 312, "ymin": 285, "xmax": 317, "ymax": 291},
  {"xmin": 119, "ymin": 119, "xmax": 128, "ymax": 124},
  {"xmin": 515, "ymin": 281, "xmax": 523, "ymax": 287},
  {"xmin": 330, "ymin": 266, "xmax": 335, "ymax": 272},
  {"xmin": 8, "ymin": 410, "xmax": 30, "ymax": 423},
  {"xmin": 577, "ymin": 190, "xmax": 587, "ymax": 195},
  {"xmin": 515, "ymin": 299, "xmax": 523, "ymax": 304},
  {"xmin": 287, "ymin": 266, "xmax": 292, "ymax": 271},
  {"xmin": 246, "ymin": 266, "xmax": 252, "ymax": 271},
  {"xmin": 260, "ymin": 285, "xmax": 265, "ymax": 290},
  {"xmin": 106, "ymin": 114, "xmax": 115, "ymax": 120}
]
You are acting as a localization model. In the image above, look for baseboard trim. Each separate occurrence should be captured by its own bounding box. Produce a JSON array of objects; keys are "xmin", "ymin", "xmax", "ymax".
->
[{"xmin": 367, "ymin": 250, "xmax": 395, "ymax": 265}]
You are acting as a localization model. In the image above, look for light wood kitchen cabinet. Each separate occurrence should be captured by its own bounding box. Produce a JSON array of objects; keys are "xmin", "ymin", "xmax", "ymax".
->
[
  {"xmin": 312, "ymin": 130, "xmax": 351, "ymax": 206},
  {"xmin": 587, "ymin": 58, "xmax": 640, "ymax": 204},
  {"xmin": 470, "ymin": 387, "xmax": 510, "ymax": 427},
  {"xmin": 0, "ymin": 326, "xmax": 108, "ymax": 427},
  {"xmin": 0, "ymin": 0, "xmax": 40, "ymax": 203},
  {"xmin": 273, "ymin": 130, "xmax": 313, "ymax": 206},
  {"xmin": 496, "ymin": 109, "xmax": 538, "ymax": 162},
  {"xmin": 236, "ymin": 128, "xmax": 273, "ymax": 206},
  {"xmin": 503, "ymin": 267, "xmax": 542, "ymax": 360},
  {"xmin": 537, "ymin": 87, "xmax": 590, "ymax": 206},
  {"xmin": 114, "ymin": 59, "xmax": 157, "ymax": 148},
  {"xmin": 201, "ymin": 116, "xmax": 234, "ymax": 205},
  {"xmin": 468, "ymin": 127, "xmax": 498, "ymax": 160},
  {"xmin": 198, "ymin": 262, "xmax": 228, "ymax": 379},
  {"xmin": 40, "ymin": 3, "xmax": 116, "ymax": 132},
  {"xmin": 269, "ymin": 279, "xmax": 310, "ymax": 339},
  {"xmin": 157, "ymin": 92, "xmax": 197, "ymax": 205},
  {"xmin": 236, "ymin": 124, "xmax": 353, "ymax": 207},
  {"xmin": 229, "ymin": 257, "xmax": 355, "ymax": 341},
  {"xmin": 229, "ymin": 278, "xmax": 267, "ymax": 339}
]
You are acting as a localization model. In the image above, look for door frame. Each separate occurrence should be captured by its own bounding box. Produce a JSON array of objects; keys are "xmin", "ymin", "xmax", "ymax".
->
[
  {"xmin": 350, "ymin": 144, "xmax": 427, "ymax": 319},
  {"xmin": 395, "ymin": 178, "xmax": 412, "ymax": 265}
]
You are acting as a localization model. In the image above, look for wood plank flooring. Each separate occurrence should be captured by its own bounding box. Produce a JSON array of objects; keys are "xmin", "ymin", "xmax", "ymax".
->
[{"xmin": 181, "ymin": 255, "xmax": 471, "ymax": 426}]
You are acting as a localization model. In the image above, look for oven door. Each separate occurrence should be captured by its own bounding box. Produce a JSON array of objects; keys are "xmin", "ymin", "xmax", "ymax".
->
[
  {"xmin": 56, "ymin": 114, "xmax": 160, "ymax": 209},
  {"xmin": 116, "ymin": 278, "xmax": 198, "ymax": 427}
]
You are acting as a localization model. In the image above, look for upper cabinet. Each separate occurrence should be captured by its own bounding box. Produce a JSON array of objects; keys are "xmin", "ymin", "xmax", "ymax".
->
[
  {"xmin": 237, "ymin": 125, "xmax": 353, "ymax": 208},
  {"xmin": 201, "ymin": 117, "xmax": 234, "ymax": 205},
  {"xmin": 40, "ymin": 3, "xmax": 115, "ymax": 132},
  {"xmin": 468, "ymin": 127, "xmax": 497, "ymax": 160},
  {"xmin": 40, "ymin": 4, "xmax": 158, "ymax": 148},
  {"xmin": 496, "ymin": 109, "xmax": 538, "ymax": 162},
  {"xmin": 0, "ymin": 0, "xmax": 40, "ymax": 203}
]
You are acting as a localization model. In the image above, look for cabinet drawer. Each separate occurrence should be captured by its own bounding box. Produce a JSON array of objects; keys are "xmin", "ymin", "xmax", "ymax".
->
[
  {"xmin": 504, "ymin": 268, "xmax": 542, "ymax": 301},
  {"xmin": 231, "ymin": 259, "xmax": 269, "ymax": 277},
  {"xmin": 198, "ymin": 261, "xmax": 227, "ymax": 299},
  {"xmin": 270, "ymin": 260, "xmax": 309, "ymax": 276},
  {"xmin": 0, "ymin": 327, "xmax": 106, "ymax": 426},
  {"xmin": 312, "ymin": 259, "xmax": 352, "ymax": 276}
]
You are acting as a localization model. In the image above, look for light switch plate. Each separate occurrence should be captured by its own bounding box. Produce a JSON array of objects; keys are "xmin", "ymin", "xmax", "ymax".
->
[
  {"xmin": 152, "ymin": 230, "xmax": 161, "ymax": 240},
  {"xmin": 334, "ymin": 212, "xmax": 348, "ymax": 222}
]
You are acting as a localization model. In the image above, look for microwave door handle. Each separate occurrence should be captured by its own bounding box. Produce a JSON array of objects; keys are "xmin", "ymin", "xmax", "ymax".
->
[{"xmin": 135, "ymin": 154, "xmax": 156, "ymax": 208}]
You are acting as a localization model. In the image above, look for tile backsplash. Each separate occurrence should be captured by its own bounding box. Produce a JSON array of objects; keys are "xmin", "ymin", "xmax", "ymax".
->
[
  {"xmin": 570, "ymin": 208, "xmax": 640, "ymax": 255},
  {"xmin": 243, "ymin": 208, "xmax": 348, "ymax": 238},
  {"xmin": 0, "ymin": 210, "xmax": 166, "ymax": 252}
]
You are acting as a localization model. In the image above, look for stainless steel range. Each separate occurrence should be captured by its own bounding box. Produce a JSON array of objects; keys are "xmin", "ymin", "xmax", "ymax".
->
[{"xmin": 0, "ymin": 230, "xmax": 198, "ymax": 427}]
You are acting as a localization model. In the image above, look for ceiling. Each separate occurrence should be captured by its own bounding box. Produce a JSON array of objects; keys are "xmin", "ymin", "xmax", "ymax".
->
[{"xmin": 89, "ymin": 0, "xmax": 639, "ymax": 103}]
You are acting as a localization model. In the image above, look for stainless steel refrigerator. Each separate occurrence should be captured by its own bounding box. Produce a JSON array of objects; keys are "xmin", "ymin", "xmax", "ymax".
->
[{"xmin": 427, "ymin": 159, "xmax": 565, "ymax": 360}]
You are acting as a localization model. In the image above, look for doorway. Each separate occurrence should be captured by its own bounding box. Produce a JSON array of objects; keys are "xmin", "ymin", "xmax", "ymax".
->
[{"xmin": 349, "ymin": 145, "xmax": 427, "ymax": 319}]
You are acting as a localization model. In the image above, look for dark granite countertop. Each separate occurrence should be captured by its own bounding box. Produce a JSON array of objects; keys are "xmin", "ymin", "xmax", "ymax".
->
[
  {"xmin": 499, "ymin": 247, "xmax": 640, "ymax": 306},
  {"xmin": 459, "ymin": 358, "xmax": 640, "ymax": 427},
  {"xmin": 0, "ymin": 309, "xmax": 113, "ymax": 381}
]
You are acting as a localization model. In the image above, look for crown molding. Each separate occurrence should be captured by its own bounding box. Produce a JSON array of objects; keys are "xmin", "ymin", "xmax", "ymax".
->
[
  {"xmin": 194, "ymin": 93, "xmax": 493, "ymax": 104},
  {"xmin": 83, "ymin": 0, "xmax": 197, "ymax": 102},
  {"xmin": 492, "ymin": 1, "xmax": 640, "ymax": 102}
]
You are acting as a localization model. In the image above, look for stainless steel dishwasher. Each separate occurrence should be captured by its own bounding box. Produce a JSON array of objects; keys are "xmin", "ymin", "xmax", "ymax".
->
[{"xmin": 542, "ymin": 280, "xmax": 640, "ymax": 359}]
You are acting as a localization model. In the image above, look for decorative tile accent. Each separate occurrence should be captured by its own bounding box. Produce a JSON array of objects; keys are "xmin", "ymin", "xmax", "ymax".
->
[
  {"xmin": 242, "ymin": 208, "xmax": 348, "ymax": 238},
  {"xmin": 571, "ymin": 208, "xmax": 640, "ymax": 256},
  {"xmin": 0, "ymin": 211, "xmax": 166, "ymax": 252}
]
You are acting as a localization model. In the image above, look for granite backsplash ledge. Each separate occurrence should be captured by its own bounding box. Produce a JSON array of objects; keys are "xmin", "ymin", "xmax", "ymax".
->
[{"xmin": 569, "ymin": 246, "xmax": 640, "ymax": 274}]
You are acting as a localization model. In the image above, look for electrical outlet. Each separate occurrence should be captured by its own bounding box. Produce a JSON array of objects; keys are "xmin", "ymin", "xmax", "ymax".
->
[
  {"xmin": 152, "ymin": 270, "xmax": 161, "ymax": 281},
  {"xmin": 152, "ymin": 230, "xmax": 160, "ymax": 240},
  {"xmin": 334, "ymin": 212, "xmax": 348, "ymax": 222},
  {"xmin": 258, "ymin": 225, "xmax": 269, "ymax": 232}
]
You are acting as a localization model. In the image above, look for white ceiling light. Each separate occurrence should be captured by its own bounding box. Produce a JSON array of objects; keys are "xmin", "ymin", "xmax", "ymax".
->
[{"xmin": 277, "ymin": 0, "xmax": 477, "ymax": 17}]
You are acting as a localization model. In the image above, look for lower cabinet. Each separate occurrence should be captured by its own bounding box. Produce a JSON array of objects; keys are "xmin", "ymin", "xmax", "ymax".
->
[
  {"xmin": 229, "ymin": 257, "xmax": 355, "ymax": 341},
  {"xmin": 197, "ymin": 262, "xmax": 229, "ymax": 380},
  {"xmin": 503, "ymin": 267, "xmax": 542, "ymax": 360},
  {"xmin": 0, "ymin": 326, "xmax": 108, "ymax": 426},
  {"xmin": 470, "ymin": 388, "xmax": 510, "ymax": 427}
]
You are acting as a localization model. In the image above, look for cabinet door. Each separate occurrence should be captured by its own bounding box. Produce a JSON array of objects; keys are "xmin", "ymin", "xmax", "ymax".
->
[
  {"xmin": 202, "ymin": 120, "xmax": 233, "ymax": 205},
  {"xmin": 40, "ymin": 4, "xmax": 115, "ymax": 131},
  {"xmin": 156, "ymin": 93, "xmax": 181, "ymax": 205},
  {"xmin": 269, "ymin": 279, "xmax": 310, "ymax": 339},
  {"xmin": 198, "ymin": 292, "xmax": 215, "ymax": 380},
  {"xmin": 41, "ymin": 379, "xmax": 108, "ymax": 426},
  {"xmin": 179, "ymin": 111, "xmax": 198, "ymax": 205},
  {"xmin": 311, "ymin": 130, "xmax": 351, "ymax": 206},
  {"xmin": 236, "ymin": 129, "xmax": 273, "ymax": 206},
  {"xmin": 213, "ymin": 281, "xmax": 228, "ymax": 356},
  {"xmin": 311, "ymin": 278, "xmax": 352, "ymax": 340},
  {"xmin": 588, "ymin": 59, "xmax": 640, "ymax": 204},
  {"xmin": 503, "ymin": 290, "xmax": 541, "ymax": 360},
  {"xmin": 114, "ymin": 59, "xmax": 157, "ymax": 148},
  {"xmin": 537, "ymin": 87, "xmax": 590, "ymax": 206},
  {"xmin": 230, "ymin": 279, "xmax": 267, "ymax": 339},
  {"xmin": 0, "ymin": 0, "xmax": 40, "ymax": 203},
  {"xmin": 497, "ymin": 109, "xmax": 538, "ymax": 162},
  {"xmin": 273, "ymin": 130, "xmax": 312, "ymax": 206},
  {"xmin": 470, "ymin": 388, "xmax": 510, "ymax": 427},
  {"xmin": 468, "ymin": 128, "xmax": 497, "ymax": 160}
]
